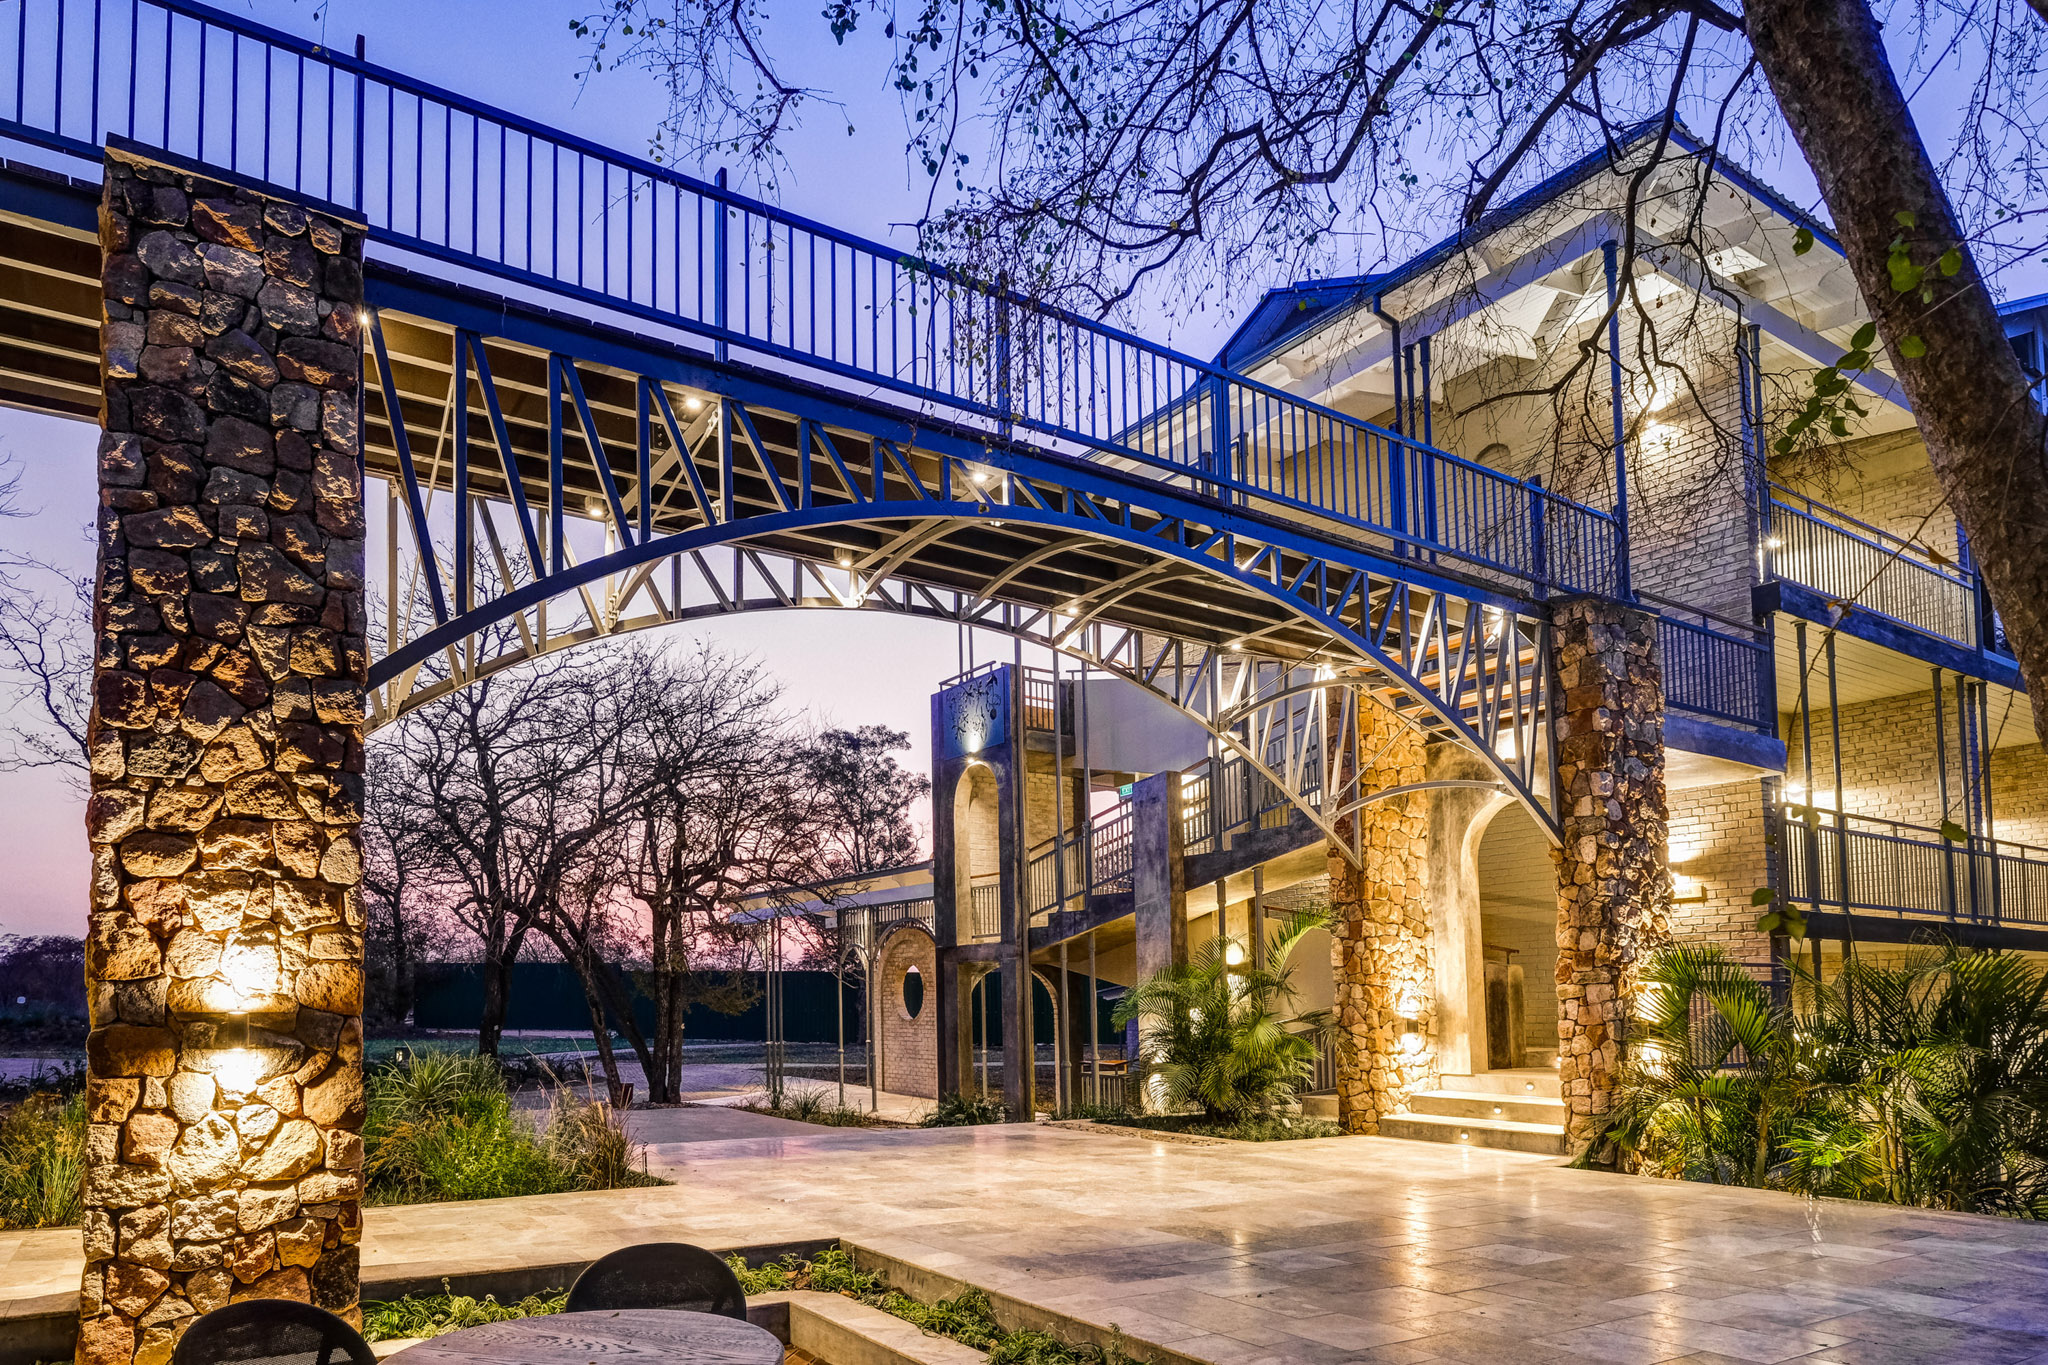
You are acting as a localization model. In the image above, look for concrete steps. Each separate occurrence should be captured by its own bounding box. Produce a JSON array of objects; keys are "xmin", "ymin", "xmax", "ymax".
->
[{"xmin": 1381, "ymin": 1069, "xmax": 1568, "ymax": 1156}]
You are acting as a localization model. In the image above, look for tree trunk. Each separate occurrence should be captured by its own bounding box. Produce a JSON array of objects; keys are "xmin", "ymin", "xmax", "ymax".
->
[{"xmin": 1746, "ymin": 0, "xmax": 2048, "ymax": 740}]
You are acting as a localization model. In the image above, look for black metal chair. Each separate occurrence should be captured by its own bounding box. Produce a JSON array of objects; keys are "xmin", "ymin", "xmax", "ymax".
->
[
  {"xmin": 564, "ymin": 1242, "xmax": 749, "ymax": 1319},
  {"xmin": 172, "ymin": 1301, "xmax": 377, "ymax": 1365}
]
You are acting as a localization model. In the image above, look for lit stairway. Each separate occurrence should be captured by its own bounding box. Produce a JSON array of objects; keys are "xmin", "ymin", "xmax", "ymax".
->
[{"xmin": 1376, "ymin": 1068, "xmax": 1569, "ymax": 1155}]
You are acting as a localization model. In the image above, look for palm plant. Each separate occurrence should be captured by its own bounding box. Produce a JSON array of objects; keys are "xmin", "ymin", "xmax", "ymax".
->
[
  {"xmin": 1607, "ymin": 943, "xmax": 1831, "ymax": 1185},
  {"xmin": 1609, "ymin": 941, "xmax": 2048, "ymax": 1216},
  {"xmin": 1111, "ymin": 909, "xmax": 1331, "ymax": 1122}
]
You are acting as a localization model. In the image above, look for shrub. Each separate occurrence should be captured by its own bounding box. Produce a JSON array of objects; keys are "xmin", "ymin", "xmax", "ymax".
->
[
  {"xmin": 740, "ymin": 1089, "xmax": 884, "ymax": 1127},
  {"xmin": 1607, "ymin": 941, "xmax": 2048, "ymax": 1216},
  {"xmin": 363, "ymin": 1053, "xmax": 659, "ymax": 1205},
  {"xmin": 362, "ymin": 1283, "xmax": 568, "ymax": 1343},
  {"xmin": 919, "ymin": 1092, "xmax": 1007, "ymax": 1127},
  {"xmin": 1114, "ymin": 909, "xmax": 1331, "ymax": 1122},
  {"xmin": 0, "ymin": 1093, "xmax": 84, "ymax": 1229}
]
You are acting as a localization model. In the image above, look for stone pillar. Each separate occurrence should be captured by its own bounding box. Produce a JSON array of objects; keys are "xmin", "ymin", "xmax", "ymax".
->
[
  {"xmin": 83, "ymin": 148, "xmax": 367, "ymax": 1365},
  {"xmin": 1329, "ymin": 698, "xmax": 1433, "ymax": 1134},
  {"xmin": 1549, "ymin": 596, "xmax": 1670, "ymax": 1156}
]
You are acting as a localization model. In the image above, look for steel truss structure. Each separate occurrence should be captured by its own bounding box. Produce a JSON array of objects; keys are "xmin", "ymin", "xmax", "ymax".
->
[{"xmin": 361, "ymin": 283, "xmax": 1558, "ymax": 861}]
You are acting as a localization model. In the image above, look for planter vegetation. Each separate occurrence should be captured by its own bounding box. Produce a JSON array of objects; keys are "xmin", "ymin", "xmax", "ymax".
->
[
  {"xmin": 364, "ymin": 1054, "xmax": 663, "ymax": 1204},
  {"xmin": 1608, "ymin": 942, "xmax": 2048, "ymax": 1216}
]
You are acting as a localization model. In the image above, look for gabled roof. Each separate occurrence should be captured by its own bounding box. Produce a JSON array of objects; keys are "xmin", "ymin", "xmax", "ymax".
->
[{"xmin": 1218, "ymin": 121, "xmax": 1847, "ymax": 375}]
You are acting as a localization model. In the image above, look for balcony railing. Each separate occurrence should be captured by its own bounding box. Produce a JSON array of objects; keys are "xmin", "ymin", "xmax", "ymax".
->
[
  {"xmin": 2, "ymin": 0, "xmax": 1621, "ymax": 599},
  {"xmin": 969, "ymin": 879, "xmax": 1001, "ymax": 940},
  {"xmin": 1783, "ymin": 808, "xmax": 2048, "ymax": 926},
  {"xmin": 1644, "ymin": 593, "xmax": 1774, "ymax": 730},
  {"xmin": 1765, "ymin": 485, "xmax": 1997, "ymax": 653}
]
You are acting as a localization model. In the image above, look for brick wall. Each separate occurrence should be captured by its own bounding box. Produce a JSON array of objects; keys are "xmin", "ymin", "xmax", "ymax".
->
[
  {"xmin": 1668, "ymin": 780, "xmax": 1772, "ymax": 960},
  {"xmin": 874, "ymin": 925, "xmax": 938, "ymax": 1099}
]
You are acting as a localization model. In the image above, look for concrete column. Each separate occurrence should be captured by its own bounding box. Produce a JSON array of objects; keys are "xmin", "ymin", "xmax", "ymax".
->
[
  {"xmin": 1549, "ymin": 595, "xmax": 1670, "ymax": 1156},
  {"xmin": 1128, "ymin": 769, "xmax": 1185, "ymax": 1111},
  {"xmin": 1129, "ymin": 769, "xmax": 1186, "ymax": 981},
  {"xmin": 83, "ymin": 148, "xmax": 367, "ymax": 1364},
  {"xmin": 1329, "ymin": 697, "xmax": 1433, "ymax": 1134}
]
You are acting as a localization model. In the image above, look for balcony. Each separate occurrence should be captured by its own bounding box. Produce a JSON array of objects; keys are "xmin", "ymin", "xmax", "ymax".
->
[
  {"xmin": 1783, "ymin": 808, "xmax": 2048, "ymax": 927},
  {"xmin": 1763, "ymin": 485, "xmax": 2007, "ymax": 661}
]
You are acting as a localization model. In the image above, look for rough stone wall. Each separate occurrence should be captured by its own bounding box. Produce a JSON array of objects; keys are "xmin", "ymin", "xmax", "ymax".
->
[
  {"xmin": 1550, "ymin": 597, "xmax": 1670, "ymax": 1155},
  {"xmin": 1329, "ymin": 699, "xmax": 1433, "ymax": 1134},
  {"xmin": 875, "ymin": 926, "xmax": 940, "ymax": 1100},
  {"xmin": 1667, "ymin": 780, "xmax": 1772, "ymax": 959},
  {"xmin": 84, "ymin": 148, "xmax": 367, "ymax": 1364}
]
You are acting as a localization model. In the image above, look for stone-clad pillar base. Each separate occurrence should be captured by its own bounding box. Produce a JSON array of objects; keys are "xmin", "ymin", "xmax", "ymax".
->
[
  {"xmin": 1330, "ymin": 698, "xmax": 1434, "ymax": 1135},
  {"xmin": 82, "ymin": 148, "xmax": 367, "ymax": 1365},
  {"xmin": 1549, "ymin": 596, "xmax": 1670, "ymax": 1158}
]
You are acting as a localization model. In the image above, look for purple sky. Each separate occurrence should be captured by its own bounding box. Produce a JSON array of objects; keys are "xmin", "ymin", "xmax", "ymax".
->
[{"xmin": 0, "ymin": 0, "xmax": 2037, "ymax": 939}]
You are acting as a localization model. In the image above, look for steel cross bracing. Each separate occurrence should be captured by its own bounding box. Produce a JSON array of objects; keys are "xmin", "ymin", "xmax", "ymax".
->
[{"xmin": 361, "ymin": 294, "xmax": 1560, "ymax": 860}]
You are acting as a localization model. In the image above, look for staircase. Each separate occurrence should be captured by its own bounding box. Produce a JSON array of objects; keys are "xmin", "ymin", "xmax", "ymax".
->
[{"xmin": 1377, "ymin": 1067, "xmax": 1568, "ymax": 1155}]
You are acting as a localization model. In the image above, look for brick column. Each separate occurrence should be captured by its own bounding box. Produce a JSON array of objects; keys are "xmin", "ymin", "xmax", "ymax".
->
[
  {"xmin": 1329, "ymin": 698, "xmax": 1434, "ymax": 1134},
  {"xmin": 1549, "ymin": 596, "xmax": 1670, "ymax": 1156},
  {"xmin": 83, "ymin": 147, "xmax": 367, "ymax": 1365}
]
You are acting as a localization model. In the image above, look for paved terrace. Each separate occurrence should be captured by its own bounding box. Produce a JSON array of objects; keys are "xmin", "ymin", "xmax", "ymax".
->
[{"xmin": 8, "ymin": 1119, "xmax": 2048, "ymax": 1364}]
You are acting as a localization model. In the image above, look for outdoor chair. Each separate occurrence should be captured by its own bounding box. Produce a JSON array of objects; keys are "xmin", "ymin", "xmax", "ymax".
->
[
  {"xmin": 172, "ymin": 1301, "xmax": 377, "ymax": 1365},
  {"xmin": 564, "ymin": 1242, "xmax": 750, "ymax": 1319}
]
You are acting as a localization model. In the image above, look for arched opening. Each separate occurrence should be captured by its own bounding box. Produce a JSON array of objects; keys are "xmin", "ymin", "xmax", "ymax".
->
[
  {"xmin": 1473, "ymin": 801, "xmax": 1559, "ymax": 1069},
  {"xmin": 900, "ymin": 964, "xmax": 925, "ymax": 1020},
  {"xmin": 952, "ymin": 763, "xmax": 1002, "ymax": 943}
]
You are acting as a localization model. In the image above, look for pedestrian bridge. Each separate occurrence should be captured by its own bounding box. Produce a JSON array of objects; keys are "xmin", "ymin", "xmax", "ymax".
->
[{"xmin": 0, "ymin": 0, "xmax": 1765, "ymax": 857}]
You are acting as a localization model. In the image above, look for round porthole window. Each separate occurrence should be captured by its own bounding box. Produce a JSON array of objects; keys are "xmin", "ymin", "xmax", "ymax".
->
[{"xmin": 901, "ymin": 964, "xmax": 925, "ymax": 1020}]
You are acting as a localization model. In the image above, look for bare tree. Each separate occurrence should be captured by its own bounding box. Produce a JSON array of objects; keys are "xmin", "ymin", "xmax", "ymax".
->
[
  {"xmin": 580, "ymin": 0, "xmax": 2048, "ymax": 738},
  {"xmin": 376, "ymin": 651, "xmax": 642, "ymax": 1056},
  {"xmin": 610, "ymin": 643, "xmax": 828, "ymax": 1104},
  {"xmin": 0, "ymin": 456, "xmax": 90, "ymax": 777},
  {"xmin": 359, "ymin": 745, "xmax": 443, "ymax": 1028}
]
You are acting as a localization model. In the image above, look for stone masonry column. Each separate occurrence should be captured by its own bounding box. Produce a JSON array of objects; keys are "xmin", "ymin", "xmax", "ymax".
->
[
  {"xmin": 83, "ymin": 147, "xmax": 368, "ymax": 1365},
  {"xmin": 1329, "ymin": 696, "xmax": 1434, "ymax": 1134},
  {"xmin": 1549, "ymin": 595, "xmax": 1670, "ymax": 1157}
]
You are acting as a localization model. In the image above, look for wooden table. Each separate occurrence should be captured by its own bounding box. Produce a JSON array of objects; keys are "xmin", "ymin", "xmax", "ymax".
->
[{"xmin": 386, "ymin": 1310, "xmax": 784, "ymax": 1365}]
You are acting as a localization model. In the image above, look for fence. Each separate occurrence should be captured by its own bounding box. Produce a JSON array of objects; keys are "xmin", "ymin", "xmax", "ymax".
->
[
  {"xmin": 2, "ymin": 0, "xmax": 1619, "ymax": 598},
  {"xmin": 1643, "ymin": 594, "xmax": 1774, "ymax": 730}
]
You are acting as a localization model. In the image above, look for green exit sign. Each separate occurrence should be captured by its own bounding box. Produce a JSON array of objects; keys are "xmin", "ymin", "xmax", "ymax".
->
[{"xmin": 1119, "ymin": 783, "xmax": 1134, "ymax": 797}]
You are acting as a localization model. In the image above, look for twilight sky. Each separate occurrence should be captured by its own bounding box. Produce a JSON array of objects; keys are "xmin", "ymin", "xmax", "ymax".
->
[{"xmin": 0, "ymin": 0, "xmax": 2036, "ymax": 939}]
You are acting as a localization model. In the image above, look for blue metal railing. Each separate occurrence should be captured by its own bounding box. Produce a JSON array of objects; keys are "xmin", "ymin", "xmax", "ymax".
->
[
  {"xmin": 1641, "ymin": 593, "xmax": 1774, "ymax": 730},
  {"xmin": 1784, "ymin": 808, "xmax": 2048, "ymax": 926},
  {"xmin": 0, "ymin": 0, "xmax": 1619, "ymax": 597},
  {"xmin": 1764, "ymin": 484, "xmax": 1994, "ymax": 653}
]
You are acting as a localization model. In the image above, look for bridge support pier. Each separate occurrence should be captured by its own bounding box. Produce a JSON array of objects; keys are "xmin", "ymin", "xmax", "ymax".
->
[
  {"xmin": 1549, "ymin": 596, "xmax": 1671, "ymax": 1158},
  {"xmin": 82, "ymin": 148, "xmax": 368, "ymax": 1363},
  {"xmin": 1128, "ymin": 769, "xmax": 1187, "ymax": 1111},
  {"xmin": 1329, "ymin": 698, "xmax": 1435, "ymax": 1134}
]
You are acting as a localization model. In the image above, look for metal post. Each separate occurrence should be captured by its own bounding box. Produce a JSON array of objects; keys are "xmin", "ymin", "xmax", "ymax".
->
[
  {"xmin": 351, "ymin": 36, "xmax": 366, "ymax": 212},
  {"xmin": 1528, "ymin": 475, "xmax": 1549, "ymax": 598},
  {"xmin": 1251, "ymin": 866, "xmax": 1266, "ymax": 972},
  {"xmin": 1980, "ymin": 679, "xmax": 2001, "ymax": 916},
  {"xmin": 1087, "ymin": 930, "xmax": 1099, "ymax": 1107},
  {"xmin": 1603, "ymin": 240, "xmax": 1632, "ymax": 598},
  {"xmin": 1795, "ymin": 623, "xmax": 1822, "ymax": 914},
  {"xmin": 1825, "ymin": 634, "xmax": 1850, "ymax": 917},
  {"xmin": 1933, "ymin": 668, "xmax": 1960, "ymax": 921},
  {"xmin": 1057, "ymin": 937, "xmax": 1070, "ymax": 1114},
  {"xmin": 836, "ymin": 916, "xmax": 846, "ymax": 1108},
  {"xmin": 1958, "ymin": 675, "xmax": 1983, "ymax": 918},
  {"xmin": 713, "ymin": 168, "xmax": 730, "ymax": 364}
]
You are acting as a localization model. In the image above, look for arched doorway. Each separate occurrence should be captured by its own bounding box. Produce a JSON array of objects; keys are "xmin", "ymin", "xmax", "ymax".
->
[
  {"xmin": 1473, "ymin": 801, "xmax": 1559, "ymax": 1069},
  {"xmin": 951, "ymin": 763, "xmax": 1002, "ymax": 944}
]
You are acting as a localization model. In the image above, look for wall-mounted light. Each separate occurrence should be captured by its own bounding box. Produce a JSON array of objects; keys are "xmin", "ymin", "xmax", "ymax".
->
[
  {"xmin": 1672, "ymin": 873, "xmax": 1708, "ymax": 904},
  {"xmin": 585, "ymin": 497, "xmax": 606, "ymax": 518},
  {"xmin": 1224, "ymin": 943, "xmax": 1246, "ymax": 967},
  {"xmin": 1397, "ymin": 1019, "xmax": 1425, "ymax": 1056},
  {"xmin": 684, "ymin": 395, "xmax": 705, "ymax": 412}
]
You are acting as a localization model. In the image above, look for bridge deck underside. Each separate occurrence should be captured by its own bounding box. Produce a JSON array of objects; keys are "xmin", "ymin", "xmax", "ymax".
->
[{"xmin": 0, "ymin": 169, "xmax": 1551, "ymax": 804}]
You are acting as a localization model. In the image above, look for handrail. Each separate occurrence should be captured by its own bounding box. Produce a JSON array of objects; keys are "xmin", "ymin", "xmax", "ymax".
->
[
  {"xmin": 2, "ymin": 0, "xmax": 1620, "ymax": 597},
  {"xmin": 1767, "ymin": 483, "xmax": 1967, "ymax": 582},
  {"xmin": 1764, "ymin": 485, "xmax": 1981, "ymax": 648}
]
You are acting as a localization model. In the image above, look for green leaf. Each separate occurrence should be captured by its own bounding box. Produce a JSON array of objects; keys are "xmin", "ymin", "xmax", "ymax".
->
[
  {"xmin": 1899, "ymin": 335, "xmax": 1928, "ymax": 359},
  {"xmin": 1939, "ymin": 248, "xmax": 1963, "ymax": 277},
  {"xmin": 1889, "ymin": 254, "xmax": 1925, "ymax": 294},
  {"xmin": 1756, "ymin": 911, "xmax": 1783, "ymax": 934},
  {"xmin": 1895, "ymin": 209, "xmax": 1918, "ymax": 228},
  {"xmin": 1792, "ymin": 226, "xmax": 1815, "ymax": 256},
  {"xmin": 1851, "ymin": 321, "xmax": 1878, "ymax": 349},
  {"xmin": 1941, "ymin": 820, "xmax": 1970, "ymax": 843},
  {"xmin": 1751, "ymin": 886, "xmax": 1777, "ymax": 906}
]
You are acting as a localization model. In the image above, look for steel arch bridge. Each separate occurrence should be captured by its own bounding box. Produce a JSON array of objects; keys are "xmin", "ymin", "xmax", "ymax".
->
[{"xmin": 0, "ymin": 0, "xmax": 1642, "ymax": 859}]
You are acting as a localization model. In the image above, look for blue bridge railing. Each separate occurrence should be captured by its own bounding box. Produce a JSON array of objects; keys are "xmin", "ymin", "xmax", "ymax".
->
[{"xmin": 1, "ymin": 0, "xmax": 1619, "ymax": 597}]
